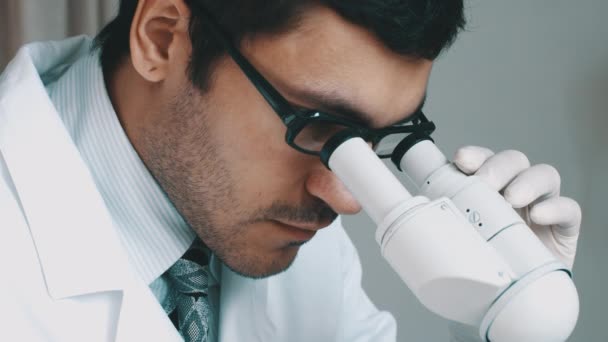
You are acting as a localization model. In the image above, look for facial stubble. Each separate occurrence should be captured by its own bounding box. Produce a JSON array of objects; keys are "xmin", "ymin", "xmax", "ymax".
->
[{"xmin": 136, "ymin": 84, "xmax": 336, "ymax": 279}]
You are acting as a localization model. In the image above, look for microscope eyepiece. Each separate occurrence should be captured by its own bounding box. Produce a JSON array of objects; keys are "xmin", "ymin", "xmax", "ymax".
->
[
  {"xmin": 391, "ymin": 132, "xmax": 434, "ymax": 171},
  {"xmin": 320, "ymin": 129, "xmax": 362, "ymax": 169}
]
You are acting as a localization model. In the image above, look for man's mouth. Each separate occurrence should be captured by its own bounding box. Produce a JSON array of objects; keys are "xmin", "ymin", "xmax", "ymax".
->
[
  {"xmin": 272, "ymin": 220, "xmax": 320, "ymax": 241},
  {"xmin": 274, "ymin": 219, "xmax": 332, "ymax": 232}
]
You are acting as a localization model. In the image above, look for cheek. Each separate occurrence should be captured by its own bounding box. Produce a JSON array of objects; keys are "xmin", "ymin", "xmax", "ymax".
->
[
  {"xmin": 203, "ymin": 61, "xmax": 313, "ymax": 202},
  {"xmin": 213, "ymin": 92, "xmax": 285, "ymax": 162},
  {"xmin": 210, "ymin": 66, "xmax": 287, "ymax": 159},
  {"xmin": 209, "ymin": 97, "xmax": 309, "ymax": 201}
]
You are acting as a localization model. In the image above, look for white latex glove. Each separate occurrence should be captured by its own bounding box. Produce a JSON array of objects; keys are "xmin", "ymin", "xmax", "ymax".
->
[
  {"xmin": 452, "ymin": 146, "xmax": 582, "ymax": 269},
  {"xmin": 447, "ymin": 146, "xmax": 582, "ymax": 342}
]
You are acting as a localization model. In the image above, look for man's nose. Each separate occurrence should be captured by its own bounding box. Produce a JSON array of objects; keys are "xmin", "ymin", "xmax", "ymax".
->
[{"xmin": 305, "ymin": 167, "xmax": 362, "ymax": 215}]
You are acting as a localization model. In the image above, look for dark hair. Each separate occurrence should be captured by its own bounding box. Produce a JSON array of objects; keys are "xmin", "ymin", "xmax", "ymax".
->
[{"xmin": 94, "ymin": 0, "xmax": 465, "ymax": 91}]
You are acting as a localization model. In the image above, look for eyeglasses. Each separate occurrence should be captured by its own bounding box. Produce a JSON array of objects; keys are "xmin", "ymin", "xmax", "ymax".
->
[{"xmin": 191, "ymin": 3, "xmax": 436, "ymax": 159}]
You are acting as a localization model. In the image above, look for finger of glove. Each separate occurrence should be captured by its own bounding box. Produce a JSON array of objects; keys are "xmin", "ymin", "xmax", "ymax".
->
[
  {"xmin": 529, "ymin": 196, "xmax": 582, "ymax": 237},
  {"xmin": 530, "ymin": 222, "xmax": 578, "ymax": 269},
  {"xmin": 452, "ymin": 146, "xmax": 495, "ymax": 175},
  {"xmin": 472, "ymin": 150, "xmax": 531, "ymax": 192},
  {"xmin": 503, "ymin": 163, "xmax": 561, "ymax": 209}
]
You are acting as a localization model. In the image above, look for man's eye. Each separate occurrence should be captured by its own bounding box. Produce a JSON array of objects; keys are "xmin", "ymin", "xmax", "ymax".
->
[
  {"xmin": 308, "ymin": 123, "xmax": 341, "ymax": 141},
  {"xmin": 294, "ymin": 121, "xmax": 350, "ymax": 152}
]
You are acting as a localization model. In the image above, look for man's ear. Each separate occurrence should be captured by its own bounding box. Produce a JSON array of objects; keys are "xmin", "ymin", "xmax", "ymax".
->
[{"xmin": 129, "ymin": 0, "xmax": 190, "ymax": 82}]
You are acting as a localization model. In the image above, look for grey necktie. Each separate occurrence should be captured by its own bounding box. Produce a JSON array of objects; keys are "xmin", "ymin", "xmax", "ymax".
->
[{"xmin": 163, "ymin": 238, "xmax": 218, "ymax": 342}]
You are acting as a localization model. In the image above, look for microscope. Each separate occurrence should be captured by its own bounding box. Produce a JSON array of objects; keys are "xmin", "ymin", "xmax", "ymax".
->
[{"xmin": 320, "ymin": 130, "xmax": 579, "ymax": 341}]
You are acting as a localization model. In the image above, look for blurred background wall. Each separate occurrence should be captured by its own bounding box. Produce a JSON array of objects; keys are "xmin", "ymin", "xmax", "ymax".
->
[
  {"xmin": 1, "ymin": 1, "xmax": 606, "ymax": 341},
  {"xmin": 0, "ymin": 0, "xmax": 116, "ymax": 67}
]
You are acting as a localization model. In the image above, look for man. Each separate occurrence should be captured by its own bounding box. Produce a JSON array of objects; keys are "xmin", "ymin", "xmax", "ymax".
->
[{"xmin": 0, "ymin": 0, "xmax": 581, "ymax": 341}]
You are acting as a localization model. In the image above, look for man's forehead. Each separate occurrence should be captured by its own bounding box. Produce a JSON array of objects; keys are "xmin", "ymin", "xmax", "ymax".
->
[
  {"xmin": 284, "ymin": 84, "xmax": 428, "ymax": 127},
  {"xmin": 244, "ymin": 5, "xmax": 433, "ymax": 127}
]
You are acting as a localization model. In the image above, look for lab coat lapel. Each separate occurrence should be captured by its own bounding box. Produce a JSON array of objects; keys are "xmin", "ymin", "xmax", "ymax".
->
[
  {"xmin": 113, "ymin": 274, "xmax": 183, "ymax": 342},
  {"xmin": 0, "ymin": 40, "xmax": 129, "ymax": 301},
  {"xmin": 0, "ymin": 39, "xmax": 181, "ymax": 341},
  {"xmin": 217, "ymin": 226, "xmax": 343, "ymax": 342},
  {"xmin": 218, "ymin": 266, "xmax": 272, "ymax": 342}
]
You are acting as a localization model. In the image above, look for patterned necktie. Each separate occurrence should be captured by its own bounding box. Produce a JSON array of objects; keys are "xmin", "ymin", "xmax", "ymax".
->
[{"xmin": 163, "ymin": 238, "xmax": 218, "ymax": 342}]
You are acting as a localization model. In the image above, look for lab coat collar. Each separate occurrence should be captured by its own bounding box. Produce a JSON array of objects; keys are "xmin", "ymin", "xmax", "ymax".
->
[
  {"xmin": 0, "ymin": 36, "xmax": 183, "ymax": 342},
  {"xmin": 0, "ymin": 36, "xmax": 132, "ymax": 300}
]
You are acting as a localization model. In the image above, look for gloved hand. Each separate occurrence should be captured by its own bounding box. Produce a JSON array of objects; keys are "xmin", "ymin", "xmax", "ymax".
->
[
  {"xmin": 452, "ymin": 146, "xmax": 582, "ymax": 269},
  {"xmin": 447, "ymin": 146, "xmax": 582, "ymax": 342}
]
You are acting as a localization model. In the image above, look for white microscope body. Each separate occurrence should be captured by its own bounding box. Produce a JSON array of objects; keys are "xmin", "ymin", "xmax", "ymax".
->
[{"xmin": 323, "ymin": 134, "xmax": 579, "ymax": 341}]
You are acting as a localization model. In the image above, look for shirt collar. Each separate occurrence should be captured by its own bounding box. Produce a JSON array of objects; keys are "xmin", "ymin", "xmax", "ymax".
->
[{"xmin": 46, "ymin": 47, "xmax": 196, "ymax": 284}]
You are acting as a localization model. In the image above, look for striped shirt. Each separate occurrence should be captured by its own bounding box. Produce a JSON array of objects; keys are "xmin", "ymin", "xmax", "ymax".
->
[{"xmin": 44, "ymin": 46, "xmax": 221, "ymax": 315}]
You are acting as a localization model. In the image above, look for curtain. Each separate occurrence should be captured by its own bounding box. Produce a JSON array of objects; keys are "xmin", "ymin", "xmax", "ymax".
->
[{"xmin": 0, "ymin": 0, "xmax": 118, "ymax": 68}]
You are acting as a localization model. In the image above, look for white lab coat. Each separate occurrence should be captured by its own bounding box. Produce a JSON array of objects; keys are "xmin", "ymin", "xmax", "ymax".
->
[{"xmin": 0, "ymin": 37, "xmax": 396, "ymax": 341}]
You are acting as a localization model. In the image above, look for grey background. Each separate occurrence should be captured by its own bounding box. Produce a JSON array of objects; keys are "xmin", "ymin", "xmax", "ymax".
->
[{"xmin": 1, "ymin": 1, "xmax": 606, "ymax": 341}]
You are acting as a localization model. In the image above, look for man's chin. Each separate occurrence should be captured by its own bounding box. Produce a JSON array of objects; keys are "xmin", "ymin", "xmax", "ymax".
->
[{"xmin": 221, "ymin": 247, "xmax": 300, "ymax": 279}]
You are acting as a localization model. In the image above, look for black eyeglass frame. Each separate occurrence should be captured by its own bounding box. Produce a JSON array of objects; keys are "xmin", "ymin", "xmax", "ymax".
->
[{"xmin": 191, "ymin": 2, "xmax": 437, "ymax": 158}]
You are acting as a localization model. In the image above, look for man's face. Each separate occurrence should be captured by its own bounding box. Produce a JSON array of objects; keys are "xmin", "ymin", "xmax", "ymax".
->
[{"xmin": 126, "ymin": 5, "xmax": 432, "ymax": 278}]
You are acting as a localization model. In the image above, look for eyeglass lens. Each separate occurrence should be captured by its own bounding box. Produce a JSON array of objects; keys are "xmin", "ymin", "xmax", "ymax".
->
[{"xmin": 293, "ymin": 120, "xmax": 414, "ymax": 157}]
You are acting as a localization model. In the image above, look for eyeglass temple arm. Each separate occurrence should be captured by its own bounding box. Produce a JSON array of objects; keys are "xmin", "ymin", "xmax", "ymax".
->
[{"xmin": 191, "ymin": 3, "xmax": 296, "ymax": 121}]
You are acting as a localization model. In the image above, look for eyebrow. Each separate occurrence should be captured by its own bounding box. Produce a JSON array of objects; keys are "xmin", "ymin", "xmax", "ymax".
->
[{"xmin": 289, "ymin": 88, "xmax": 427, "ymax": 128}]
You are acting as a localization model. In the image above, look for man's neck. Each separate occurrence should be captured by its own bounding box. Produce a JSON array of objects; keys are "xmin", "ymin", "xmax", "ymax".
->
[{"xmin": 104, "ymin": 58, "xmax": 156, "ymax": 152}]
